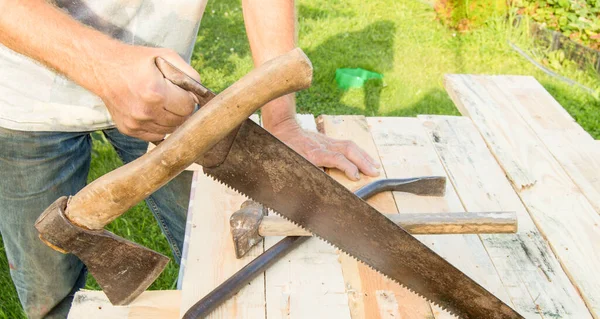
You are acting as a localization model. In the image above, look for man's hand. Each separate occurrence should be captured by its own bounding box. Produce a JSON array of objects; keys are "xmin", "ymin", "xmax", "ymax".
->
[
  {"xmin": 0, "ymin": 1, "xmax": 201, "ymax": 142},
  {"xmin": 269, "ymin": 119, "xmax": 381, "ymax": 181},
  {"xmin": 93, "ymin": 45, "xmax": 201, "ymax": 142}
]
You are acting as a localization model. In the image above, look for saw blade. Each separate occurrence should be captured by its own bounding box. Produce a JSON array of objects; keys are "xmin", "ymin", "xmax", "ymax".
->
[{"xmin": 203, "ymin": 119, "xmax": 523, "ymax": 319}]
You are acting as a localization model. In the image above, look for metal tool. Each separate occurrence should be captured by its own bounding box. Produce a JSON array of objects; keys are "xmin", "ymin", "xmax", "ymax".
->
[
  {"xmin": 36, "ymin": 49, "xmax": 523, "ymax": 318},
  {"xmin": 184, "ymin": 179, "xmax": 423, "ymax": 319},
  {"xmin": 35, "ymin": 48, "xmax": 313, "ymax": 305},
  {"xmin": 202, "ymin": 119, "xmax": 522, "ymax": 318},
  {"xmin": 230, "ymin": 177, "xmax": 518, "ymax": 258}
]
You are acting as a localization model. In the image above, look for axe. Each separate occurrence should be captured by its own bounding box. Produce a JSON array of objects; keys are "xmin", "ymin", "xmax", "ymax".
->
[{"xmin": 34, "ymin": 48, "xmax": 313, "ymax": 305}]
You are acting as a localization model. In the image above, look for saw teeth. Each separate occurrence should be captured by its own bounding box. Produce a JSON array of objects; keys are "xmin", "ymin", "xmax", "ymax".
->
[{"xmin": 203, "ymin": 170, "xmax": 461, "ymax": 318}]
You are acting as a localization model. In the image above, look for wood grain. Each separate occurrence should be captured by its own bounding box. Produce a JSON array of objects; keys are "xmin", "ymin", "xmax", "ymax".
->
[
  {"xmin": 367, "ymin": 117, "xmax": 513, "ymax": 319},
  {"xmin": 445, "ymin": 74, "xmax": 600, "ymax": 317},
  {"xmin": 421, "ymin": 115, "xmax": 592, "ymax": 319},
  {"xmin": 68, "ymin": 290, "xmax": 180, "ymax": 319},
  {"xmin": 319, "ymin": 115, "xmax": 435, "ymax": 319},
  {"xmin": 264, "ymin": 114, "xmax": 352, "ymax": 319},
  {"xmin": 178, "ymin": 115, "xmax": 264, "ymax": 318},
  {"xmin": 490, "ymin": 76, "xmax": 600, "ymax": 217},
  {"xmin": 66, "ymin": 48, "xmax": 312, "ymax": 230}
]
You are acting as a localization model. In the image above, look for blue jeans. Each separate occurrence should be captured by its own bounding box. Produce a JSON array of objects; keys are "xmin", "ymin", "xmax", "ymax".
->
[{"xmin": 0, "ymin": 127, "xmax": 191, "ymax": 319}]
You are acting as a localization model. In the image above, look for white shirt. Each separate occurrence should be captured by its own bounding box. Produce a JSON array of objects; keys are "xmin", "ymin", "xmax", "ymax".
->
[{"xmin": 0, "ymin": 0, "xmax": 208, "ymax": 132}]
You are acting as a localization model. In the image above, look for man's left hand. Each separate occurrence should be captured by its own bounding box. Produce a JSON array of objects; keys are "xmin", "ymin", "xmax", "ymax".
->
[{"xmin": 269, "ymin": 119, "xmax": 381, "ymax": 181}]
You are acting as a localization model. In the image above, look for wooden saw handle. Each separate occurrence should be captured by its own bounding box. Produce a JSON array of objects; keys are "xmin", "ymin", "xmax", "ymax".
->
[{"xmin": 65, "ymin": 48, "xmax": 313, "ymax": 230}]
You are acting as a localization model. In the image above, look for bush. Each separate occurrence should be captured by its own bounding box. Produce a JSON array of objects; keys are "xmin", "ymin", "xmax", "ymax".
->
[
  {"xmin": 517, "ymin": 0, "xmax": 600, "ymax": 50},
  {"xmin": 435, "ymin": 0, "xmax": 508, "ymax": 30}
]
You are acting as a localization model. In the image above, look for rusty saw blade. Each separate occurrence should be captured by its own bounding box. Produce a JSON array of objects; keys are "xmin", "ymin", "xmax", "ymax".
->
[{"xmin": 201, "ymin": 119, "xmax": 522, "ymax": 319}]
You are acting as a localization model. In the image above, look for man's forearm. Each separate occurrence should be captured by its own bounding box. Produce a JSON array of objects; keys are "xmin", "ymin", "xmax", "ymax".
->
[
  {"xmin": 0, "ymin": 0, "xmax": 124, "ymax": 97},
  {"xmin": 242, "ymin": 0, "xmax": 298, "ymax": 131}
]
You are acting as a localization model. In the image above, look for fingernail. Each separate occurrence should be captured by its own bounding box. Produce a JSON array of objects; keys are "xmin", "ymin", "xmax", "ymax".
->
[
  {"xmin": 354, "ymin": 172, "xmax": 361, "ymax": 180},
  {"xmin": 372, "ymin": 167, "xmax": 381, "ymax": 176}
]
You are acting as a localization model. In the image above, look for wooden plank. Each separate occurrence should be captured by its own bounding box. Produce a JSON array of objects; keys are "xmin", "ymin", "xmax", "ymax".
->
[
  {"xmin": 487, "ymin": 76, "xmax": 600, "ymax": 217},
  {"xmin": 420, "ymin": 115, "xmax": 592, "ymax": 319},
  {"xmin": 68, "ymin": 290, "xmax": 180, "ymax": 319},
  {"xmin": 318, "ymin": 115, "xmax": 436, "ymax": 319},
  {"xmin": 367, "ymin": 117, "xmax": 513, "ymax": 319},
  {"xmin": 445, "ymin": 74, "xmax": 600, "ymax": 317},
  {"xmin": 179, "ymin": 116, "xmax": 265, "ymax": 318},
  {"xmin": 264, "ymin": 114, "xmax": 352, "ymax": 319}
]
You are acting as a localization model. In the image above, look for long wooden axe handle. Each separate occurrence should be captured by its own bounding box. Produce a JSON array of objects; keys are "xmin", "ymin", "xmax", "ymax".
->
[{"xmin": 65, "ymin": 48, "xmax": 313, "ymax": 230}]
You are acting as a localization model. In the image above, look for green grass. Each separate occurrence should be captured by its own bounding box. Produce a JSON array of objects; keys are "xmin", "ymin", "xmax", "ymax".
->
[{"xmin": 1, "ymin": 0, "xmax": 600, "ymax": 317}]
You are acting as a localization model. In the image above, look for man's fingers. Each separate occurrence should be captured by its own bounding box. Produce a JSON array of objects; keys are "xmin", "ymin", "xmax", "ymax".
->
[
  {"xmin": 144, "ymin": 122, "xmax": 177, "ymax": 135},
  {"xmin": 359, "ymin": 147, "xmax": 381, "ymax": 168},
  {"xmin": 158, "ymin": 51, "xmax": 202, "ymax": 83},
  {"xmin": 133, "ymin": 130, "xmax": 166, "ymax": 143},
  {"xmin": 332, "ymin": 141, "xmax": 380, "ymax": 177},
  {"xmin": 314, "ymin": 150, "xmax": 361, "ymax": 181},
  {"xmin": 162, "ymin": 79, "xmax": 197, "ymax": 117}
]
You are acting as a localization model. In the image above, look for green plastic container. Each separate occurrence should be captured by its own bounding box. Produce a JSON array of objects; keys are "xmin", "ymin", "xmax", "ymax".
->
[{"xmin": 335, "ymin": 68, "xmax": 383, "ymax": 89}]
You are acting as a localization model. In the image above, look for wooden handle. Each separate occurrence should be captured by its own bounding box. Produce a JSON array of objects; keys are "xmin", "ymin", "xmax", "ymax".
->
[
  {"xmin": 66, "ymin": 48, "xmax": 313, "ymax": 229},
  {"xmin": 258, "ymin": 212, "xmax": 517, "ymax": 236}
]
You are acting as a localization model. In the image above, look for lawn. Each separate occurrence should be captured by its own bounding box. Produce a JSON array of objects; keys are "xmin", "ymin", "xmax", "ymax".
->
[{"xmin": 1, "ymin": 0, "xmax": 599, "ymax": 317}]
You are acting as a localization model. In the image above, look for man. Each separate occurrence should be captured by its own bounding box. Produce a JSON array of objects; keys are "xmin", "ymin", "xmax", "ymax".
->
[{"xmin": 0, "ymin": 1, "xmax": 380, "ymax": 318}]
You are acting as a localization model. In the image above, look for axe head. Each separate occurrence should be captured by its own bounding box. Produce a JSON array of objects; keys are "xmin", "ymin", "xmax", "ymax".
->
[
  {"xmin": 230, "ymin": 200, "xmax": 267, "ymax": 258},
  {"xmin": 34, "ymin": 197, "xmax": 169, "ymax": 305}
]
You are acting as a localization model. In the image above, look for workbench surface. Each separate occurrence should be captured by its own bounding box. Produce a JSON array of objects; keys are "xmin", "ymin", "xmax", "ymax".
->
[{"xmin": 69, "ymin": 75, "xmax": 600, "ymax": 319}]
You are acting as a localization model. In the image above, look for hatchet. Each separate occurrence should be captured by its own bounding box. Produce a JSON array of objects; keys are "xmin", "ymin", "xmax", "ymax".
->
[{"xmin": 34, "ymin": 48, "xmax": 313, "ymax": 305}]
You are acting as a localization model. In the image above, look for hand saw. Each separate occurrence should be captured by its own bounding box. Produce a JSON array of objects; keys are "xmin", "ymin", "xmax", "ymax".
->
[{"xmin": 192, "ymin": 75, "xmax": 522, "ymax": 319}]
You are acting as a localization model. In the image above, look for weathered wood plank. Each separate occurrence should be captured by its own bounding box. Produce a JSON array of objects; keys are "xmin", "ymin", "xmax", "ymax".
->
[
  {"xmin": 443, "ymin": 76, "xmax": 537, "ymax": 191},
  {"xmin": 367, "ymin": 117, "xmax": 513, "ymax": 319},
  {"xmin": 490, "ymin": 76, "xmax": 600, "ymax": 217},
  {"xmin": 445, "ymin": 74, "xmax": 600, "ymax": 317},
  {"xmin": 421, "ymin": 115, "xmax": 592, "ymax": 319},
  {"xmin": 263, "ymin": 114, "xmax": 352, "ymax": 319},
  {"xmin": 179, "ymin": 115, "xmax": 265, "ymax": 318},
  {"xmin": 319, "ymin": 115, "xmax": 435, "ymax": 319},
  {"xmin": 68, "ymin": 290, "xmax": 180, "ymax": 319}
]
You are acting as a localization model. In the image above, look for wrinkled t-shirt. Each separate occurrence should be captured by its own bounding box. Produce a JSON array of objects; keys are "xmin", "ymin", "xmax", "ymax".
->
[{"xmin": 0, "ymin": 0, "xmax": 208, "ymax": 132}]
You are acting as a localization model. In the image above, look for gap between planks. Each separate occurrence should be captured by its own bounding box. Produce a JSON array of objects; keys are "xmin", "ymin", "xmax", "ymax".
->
[
  {"xmin": 319, "ymin": 115, "xmax": 437, "ymax": 319},
  {"xmin": 419, "ymin": 115, "xmax": 592, "ymax": 319},
  {"xmin": 445, "ymin": 74, "xmax": 600, "ymax": 318},
  {"xmin": 364, "ymin": 116, "xmax": 513, "ymax": 319}
]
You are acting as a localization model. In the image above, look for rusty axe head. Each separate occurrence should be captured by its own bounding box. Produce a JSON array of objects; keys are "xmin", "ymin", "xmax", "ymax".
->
[
  {"xmin": 230, "ymin": 200, "xmax": 267, "ymax": 258},
  {"xmin": 34, "ymin": 197, "xmax": 169, "ymax": 305}
]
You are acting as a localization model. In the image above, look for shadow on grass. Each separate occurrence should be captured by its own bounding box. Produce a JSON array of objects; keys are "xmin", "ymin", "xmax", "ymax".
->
[{"xmin": 297, "ymin": 20, "xmax": 396, "ymax": 116}]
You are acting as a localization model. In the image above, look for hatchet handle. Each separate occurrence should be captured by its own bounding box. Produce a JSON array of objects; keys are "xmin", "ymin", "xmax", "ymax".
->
[{"xmin": 65, "ymin": 48, "xmax": 313, "ymax": 230}]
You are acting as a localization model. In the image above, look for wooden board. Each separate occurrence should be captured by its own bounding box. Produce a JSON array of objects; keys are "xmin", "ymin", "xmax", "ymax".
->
[
  {"xmin": 179, "ymin": 115, "xmax": 265, "ymax": 318},
  {"xmin": 68, "ymin": 290, "xmax": 180, "ymax": 319},
  {"xmin": 318, "ymin": 115, "xmax": 436, "ymax": 319},
  {"xmin": 264, "ymin": 114, "xmax": 352, "ymax": 319},
  {"xmin": 420, "ymin": 115, "xmax": 592, "ymax": 319},
  {"xmin": 366, "ymin": 117, "xmax": 512, "ymax": 318},
  {"xmin": 487, "ymin": 76, "xmax": 600, "ymax": 217},
  {"xmin": 445, "ymin": 74, "xmax": 600, "ymax": 317}
]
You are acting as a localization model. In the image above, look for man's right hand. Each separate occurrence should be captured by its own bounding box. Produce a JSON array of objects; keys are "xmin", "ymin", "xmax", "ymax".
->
[
  {"xmin": 93, "ymin": 45, "xmax": 201, "ymax": 142},
  {"xmin": 0, "ymin": 2, "xmax": 202, "ymax": 142}
]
